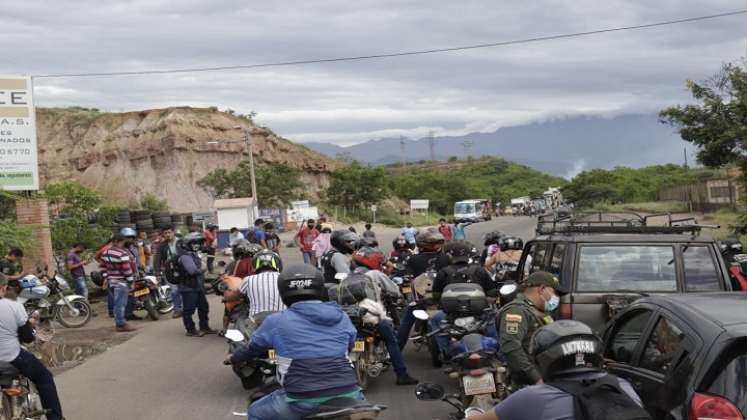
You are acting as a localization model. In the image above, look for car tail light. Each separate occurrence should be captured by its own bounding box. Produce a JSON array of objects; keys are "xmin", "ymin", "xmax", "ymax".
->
[
  {"xmin": 559, "ymin": 302, "xmax": 572, "ymax": 320},
  {"xmin": 689, "ymin": 392, "xmax": 743, "ymax": 420}
]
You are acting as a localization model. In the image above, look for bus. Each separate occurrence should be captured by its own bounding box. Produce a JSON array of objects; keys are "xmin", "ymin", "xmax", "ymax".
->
[{"xmin": 454, "ymin": 199, "xmax": 493, "ymax": 223}]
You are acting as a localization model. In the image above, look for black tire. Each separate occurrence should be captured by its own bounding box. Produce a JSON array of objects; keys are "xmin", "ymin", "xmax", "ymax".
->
[
  {"xmin": 56, "ymin": 300, "xmax": 92, "ymax": 328},
  {"xmin": 237, "ymin": 366, "xmax": 263, "ymax": 390},
  {"xmin": 144, "ymin": 295, "xmax": 159, "ymax": 321},
  {"xmin": 429, "ymin": 335, "xmax": 442, "ymax": 368}
]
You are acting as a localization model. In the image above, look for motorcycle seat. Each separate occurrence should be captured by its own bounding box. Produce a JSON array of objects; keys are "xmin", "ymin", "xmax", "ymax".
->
[
  {"xmin": 0, "ymin": 362, "xmax": 20, "ymax": 383},
  {"xmin": 306, "ymin": 398, "xmax": 385, "ymax": 418}
]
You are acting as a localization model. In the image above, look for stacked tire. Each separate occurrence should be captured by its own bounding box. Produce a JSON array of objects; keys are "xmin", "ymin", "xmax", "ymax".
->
[
  {"xmin": 171, "ymin": 213, "xmax": 186, "ymax": 232},
  {"xmin": 113, "ymin": 209, "xmax": 134, "ymax": 235},
  {"xmin": 133, "ymin": 210, "xmax": 154, "ymax": 234},
  {"xmin": 153, "ymin": 212, "xmax": 172, "ymax": 230}
]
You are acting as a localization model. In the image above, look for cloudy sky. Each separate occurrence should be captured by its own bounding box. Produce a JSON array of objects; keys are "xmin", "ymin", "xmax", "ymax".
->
[{"xmin": 4, "ymin": 1, "xmax": 747, "ymax": 145}]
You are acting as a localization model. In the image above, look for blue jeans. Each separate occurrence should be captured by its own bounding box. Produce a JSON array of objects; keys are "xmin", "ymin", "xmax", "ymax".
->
[
  {"xmin": 378, "ymin": 320, "xmax": 408, "ymax": 377},
  {"xmin": 111, "ymin": 283, "xmax": 129, "ymax": 327},
  {"xmin": 397, "ymin": 304, "xmax": 417, "ymax": 351},
  {"xmin": 108, "ymin": 287, "xmax": 135, "ymax": 318},
  {"xmin": 180, "ymin": 288, "xmax": 210, "ymax": 332},
  {"xmin": 429, "ymin": 311, "xmax": 498, "ymax": 355},
  {"xmin": 301, "ymin": 251, "xmax": 314, "ymax": 265},
  {"xmin": 73, "ymin": 276, "xmax": 88, "ymax": 299},
  {"xmin": 11, "ymin": 349, "xmax": 63, "ymax": 420},
  {"xmin": 249, "ymin": 389, "xmax": 364, "ymax": 420},
  {"xmin": 170, "ymin": 282, "xmax": 182, "ymax": 311}
]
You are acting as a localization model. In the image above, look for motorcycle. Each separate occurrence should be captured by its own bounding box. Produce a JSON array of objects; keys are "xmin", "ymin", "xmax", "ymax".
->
[
  {"xmin": 18, "ymin": 273, "xmax": 91, "ymax": 330},
  {"xmin": 415, "ymin": 382, "xmax": 485, "ymax": 420},
  {"xmin": 720, "ymin": 239, "xmax": 747, "ymax": 290},
  {"xmin": 342, "ymin": 306, "xmax": 389, "ymax": 391},
  {"xmin": 0, "ymin": 359, "xmax": 46, "ymax": 419},
  {"xmin": 224, "ymin": 309, "xmax": 279, "ymax": 392},
  {"xmin": 147, "ymin": 274, "xmax": 174, "ymax": 315}
]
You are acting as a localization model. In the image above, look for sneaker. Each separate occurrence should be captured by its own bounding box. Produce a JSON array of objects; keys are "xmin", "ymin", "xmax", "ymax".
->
[
  {"xmin": 185, "ymin": 330, "xmax": 205, "ymax": 337},
  {"xmin": 396, "ymin": 374, "xmax": 419, "ymax": 385},
  {"xmin": 115, "ymin": 324, "xmax": 137, "ymax": 333},
  {"xmin": 200, "ymin": 327, "xmax": 218, "ymax": 335},
  {"xmin": 172, "ymin": 311, "xmax": 183, "ymax": 319}
]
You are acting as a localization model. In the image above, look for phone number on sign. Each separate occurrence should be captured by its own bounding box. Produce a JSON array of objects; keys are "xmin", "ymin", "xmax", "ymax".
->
[{"xmin": 0, "ymin": 149, "xmax": 31, "ymax": 156}]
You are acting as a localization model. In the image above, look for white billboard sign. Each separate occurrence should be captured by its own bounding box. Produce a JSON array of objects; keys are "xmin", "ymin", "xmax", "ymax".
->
[
  {"xmin": 0, "ymin": 75, "xmax": 38, "ymax": 190},
  {"xmin": 410, "ymin": 199, "xmax": 429, "ymax": 210},
  {"xmin": 290, "ymin": 200, "xmax": 310, "ymax": 209}
]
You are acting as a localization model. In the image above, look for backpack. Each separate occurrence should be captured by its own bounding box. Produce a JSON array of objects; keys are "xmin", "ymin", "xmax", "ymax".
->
[
  {"xmin": 548, "ymin": 374, "xmax": 652, "ymax": 420},
  {"xmin": 161, "ymin": 246, "xmax": 182, "ymax": 284},
  {"xmin": 321, "ymin": 250, "xmax": 343, "ymax": 283},
  {"xmin": 247, "ymin": 228, "xmax": 259, "ymax": 244}
]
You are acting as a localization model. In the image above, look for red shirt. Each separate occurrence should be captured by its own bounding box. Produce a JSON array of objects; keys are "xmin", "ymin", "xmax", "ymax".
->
[
  {"xmin": 438, "ymin": 224, "xmax": 454, "ymax": 241},
  {"xmin": 295, "ymin": 227, "xmax": 320, "ymax": 252},
  {"xmin": 204, "ymin": 230, "xmax": 217, "ymax": 248}
]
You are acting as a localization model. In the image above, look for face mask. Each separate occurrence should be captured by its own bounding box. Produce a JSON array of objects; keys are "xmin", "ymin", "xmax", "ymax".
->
[{"xmin": 543, "ymin": 289, "xmax": 560, "ymax": 312}]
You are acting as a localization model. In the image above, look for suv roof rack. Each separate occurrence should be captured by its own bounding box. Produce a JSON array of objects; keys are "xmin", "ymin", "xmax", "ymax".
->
[{"xmin": 536, "ymin": 211, "xmax": 718, "ymax": 236}]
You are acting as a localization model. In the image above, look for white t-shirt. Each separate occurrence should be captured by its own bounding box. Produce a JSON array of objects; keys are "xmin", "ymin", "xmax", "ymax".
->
[
  {"xmin": 229, "ymin": 232, "xmax": 246, "ymax": 246},
  {"xmin": 240, "ymin": 271, "xmax": 286, "ymax": 316},
  {"xmin": 0, "ymin": 298, "xmax": 28, "ymax": 362}
]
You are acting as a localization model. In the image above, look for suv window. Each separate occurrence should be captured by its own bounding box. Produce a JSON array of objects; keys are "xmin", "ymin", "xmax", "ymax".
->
[
  {"xmin": 606, "ymin": 310, "xmax": 653, "ymax": 364},
  {"xmin": 640, "ymin": 317, "xmax": 685, "ymax": 374},
  {"xmin": 683, "ymin": 246, "xmax": 721, "ymax": 292},
  {"xmin": 522, "ymin": 242, "xmax": 549, "ymax": 278},
  {"xmin": 549, "ymin": 243, "xmax": 566, "ymax": 278},
  {"xmin": 708, "ymin": 350, "xmax": 747, "ymax": 416},
  {"xmin": 577, "ymin": 245, "xmax": 677, "ymax": 292}
]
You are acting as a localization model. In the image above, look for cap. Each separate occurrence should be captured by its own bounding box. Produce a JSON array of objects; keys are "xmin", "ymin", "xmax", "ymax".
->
[{"xmin": 524, "ymin": 271, "xmax": 566, "ymax": 293}]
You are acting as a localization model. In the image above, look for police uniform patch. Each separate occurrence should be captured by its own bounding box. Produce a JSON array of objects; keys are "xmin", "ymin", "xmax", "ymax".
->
[
  {"xmin": 505, "ymin": 314, "xmax": 523, "ymax": 323},
  {"xmin": 543, "ymin": 315, "xmax": 554, "ymax": 325},
  {"xmin": 506, "ymin": 322, "xmax": 519, "ymax": 334}
]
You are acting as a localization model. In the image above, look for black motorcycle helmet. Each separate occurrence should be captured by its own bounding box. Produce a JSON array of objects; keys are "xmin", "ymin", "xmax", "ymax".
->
[
  {"xmin": 232, "ymin": 240, "xmax": 261, "ymax": 260},
  {"xmin": 277, "ymin": 263, "xmax": 326, "ymax": 307},
  {"xmin": 253, "ymin": 250, "xmax": 283, "ymax": 273},
  {"xmin": 444, "ymin": 241, "xmax": 471, "ymax": 264},
  {"xmin": 484, "ymin": 231, "xmax": 505, "ymax": 247},
  {"xmin": 529, "ymin": 320, "xmax": 604, "ymax": 380},
  {"xmin": 330, "ymin": 230, "xmax": 359, "ymax": 254},
  {"xmin": 179, "ymin": 232, "xmax": 205, "ymax": 252},
  {"xmin": 392, "ymin": 235, "xmax": 408, "ymax": 250},
  {"xmin": 500, "ymin": 235, "xmax": 524, "ymax": 251},
  {"xmin": 416, "ymin": 229, "xmax": 445, "ymax": 252}
]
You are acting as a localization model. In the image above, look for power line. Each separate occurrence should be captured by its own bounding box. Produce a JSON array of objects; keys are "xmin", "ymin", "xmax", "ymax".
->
[{"xmin": 33, "ymin": 9, "xmax": 747, "ymax": 79}]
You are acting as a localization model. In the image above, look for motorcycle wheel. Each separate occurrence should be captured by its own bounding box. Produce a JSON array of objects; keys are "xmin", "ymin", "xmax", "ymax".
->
[
  {"xmin": 355, "ymin": 354, "xmax": 369, "ymax": 391},
  {"xmin": 156, "ymin": 296, "xmax": 174, "ymax": 314},
  {"xmin": 0, "ymin": 393, "xmax": 13, "ymax": 419},
  {"xmin": 56, "ymin": 300, "xmax": 92, "ymax": 328},
  {"xmin": 144, "ymin": 295, "xmax": 160, "ymax": 321},
  {"xmin": 428, "ymin": 335, "xmax": 442, "ymax": 368}
]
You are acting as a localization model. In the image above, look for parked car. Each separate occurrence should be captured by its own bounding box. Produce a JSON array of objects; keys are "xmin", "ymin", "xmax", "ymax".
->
[
  {"xmin": 602, "ymin": 293, "xmax": 747, "ymax": 419},
  {"xmin": 512, "ymin": 212, "xmax": 733, "ymax": 332}
]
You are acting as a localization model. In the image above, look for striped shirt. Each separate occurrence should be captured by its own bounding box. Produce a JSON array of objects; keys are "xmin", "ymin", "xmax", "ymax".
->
[
  {"xmin": 102, "ymin": 246, "xmax": 135, "ymax": 285},
  {"xmin": 240, "ymin": 271, "xmax": 286, "ymax": 316}
]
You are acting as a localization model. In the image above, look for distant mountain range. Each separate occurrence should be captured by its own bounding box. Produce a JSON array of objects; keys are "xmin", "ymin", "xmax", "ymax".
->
[{"xmin": 303, "ymin": 114, "xmax": 694, "ymax": 178}]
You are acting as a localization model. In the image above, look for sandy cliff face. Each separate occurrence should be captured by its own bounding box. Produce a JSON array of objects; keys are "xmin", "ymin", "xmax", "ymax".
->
[{"xmin": 37, "ymin": 107, "xmax": 340, "ymax": 212}]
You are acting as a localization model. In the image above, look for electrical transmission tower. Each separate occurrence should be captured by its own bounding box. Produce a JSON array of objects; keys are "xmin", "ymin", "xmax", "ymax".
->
[
  {"xmin": 427, "ymin": 131, "xmax": 436, "ymax": 161},
  {"xmin": 461, "ymin": 140, "xmax": 474, "ymax": 159},
  {"xmin": 400, "ymin": 136, "xmax": 407, "ymax": 168}
]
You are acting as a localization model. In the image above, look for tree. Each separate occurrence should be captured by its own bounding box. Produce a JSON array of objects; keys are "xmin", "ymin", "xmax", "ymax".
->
[
  {"xmin": 325, "ymin": 162, "xmax": 389, "ymax": 209},
  {"xmin": 659, "ymin": 60, "xmax": 747, "ymax": 180},
  {"xmin": 198, "ymin": 161, "xmax": 305, "ymax": 208},
  {"xmin": 43, "ymin": 181, "xmax": 111, "ymax": 252},
  {"xmin": 140, "ymin": 193, "xmax": 169, "ymax": 211}
]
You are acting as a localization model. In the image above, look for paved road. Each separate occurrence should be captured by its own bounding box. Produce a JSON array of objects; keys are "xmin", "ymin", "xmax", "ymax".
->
[{"xmin": 55, "ymin": 217, "xmax": 537, "ymax": 420}]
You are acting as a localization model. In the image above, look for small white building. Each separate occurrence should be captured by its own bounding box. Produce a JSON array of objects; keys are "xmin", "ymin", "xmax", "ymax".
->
[{"xmin": 213, "ymin": 197, "xmax": 257, "ymax": 247}]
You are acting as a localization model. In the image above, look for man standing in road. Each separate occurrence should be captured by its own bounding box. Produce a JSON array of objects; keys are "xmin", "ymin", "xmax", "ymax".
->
[
  {"xmin": 66, "ymin": 243, "xmax": 90, "ymax": 300},
  {"xmin": 228, "ymin": 227, "xmax": 245, "ymax": 247},
  {"xmin": 437, "ymin": 218, "xmax": 454, "ymax": 242},
  {"xmin": 362, "ymin": 223, "xmax": 376, "ymax": 240},
  {"xmin": 102, "ymin": 234, "xmax": 137, "ymax": 332},
  {"xmin": 203, "ymin": 224, "xmax": 218, "ymax": 274},
  {"xmin": 498, "ymin": 271, "xmax": 560, "ymax": 389},
  {"xmin": 175, "ymin": 232, "xmax": 217, "ymax": 337},
  {"xmin": 295, "ymin": 219, "xmax": 319, "ymax": 266},
  {"xmin": 154, "ymin": 227, "xmax": 183, "ymax": 318},
  {"xmin": 248, "ymin": 219, "xmax": 268, "ymax": 248},
  {"xmin": 0, "ymin": 276, "xmax": 64, "ymax": 420},
  {"xmin": 401, "ymin": 222, "xmax": 418, "ymax": 250},
  {"xmin": 264, "ymin": 222, "xmax": 281, "ymax": 253}
]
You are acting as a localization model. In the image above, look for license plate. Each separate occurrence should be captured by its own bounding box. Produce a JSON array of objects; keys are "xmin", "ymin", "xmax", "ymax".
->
[
  {"xmin": 267, "ymin": 349, "xmax": 277, "ymax": 360},
  {"xmin": 463, "ymin": 373, "xmax": 496, "ymax": 396},
  {"xmin": 401, "ymin": 286, "xmax": 412, "ymax": 294},
  {"xmin": 133, "ymin": 288, "xmax": 149, "ymax": 297},
  {"xmin": 353, "ymin": 340, "xmax": 365, "ymax": 353}
]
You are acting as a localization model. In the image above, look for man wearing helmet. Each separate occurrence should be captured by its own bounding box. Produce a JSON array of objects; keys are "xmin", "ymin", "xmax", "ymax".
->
[
  {"xmin": 226, "ymin": 240, "xmax": 262, "ymax": 278},
  {"xmin": 227, "ymin": 264, "xmax": 364, "ymax": 419},
  {"xmin": 240, "ymin": 250, "xmax": 286, "ymax": 316},
  {"xmin": 175, "ymin": 232, "xmax": 217, "ymax": 337},
  {"xmin": 470, "ymin": 320, "xmax": 646, "ymax": 420},
  {"xmin": 120, "ymin": 227, "xmax": 143, "ymax": 321},
  {"xmin": 320, "ymin": 230, "xmax": 359, "ymax": 283},
  {"xmin": 498, "ymin": 271, "xmax": 560, "ymax": 389}
]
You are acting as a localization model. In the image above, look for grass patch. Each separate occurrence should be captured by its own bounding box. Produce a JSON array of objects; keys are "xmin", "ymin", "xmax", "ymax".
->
[
  {"xmin": 701, "ymin": 210, "xmax": 747, "ymax": 246},
  {"xmin": 320, "ymin": 204, "xmax": 445, "ymax": 227},
  {"xmin": 592, "ymin": 201, "xmax": 689, "ymax": 214}
]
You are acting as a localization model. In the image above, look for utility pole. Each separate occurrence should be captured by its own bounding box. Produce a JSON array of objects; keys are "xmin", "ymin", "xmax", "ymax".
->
[
  {"xmin": 461, "ymin": 140, "xmax": 473, "ymax": 159},
  {"xmin": 400, "ymin": 136, "xmax": 407, "ymax": 168},
  {"xmin": 428, "ymin": 131, "xmax": 436, "ymax": 162},
  {"xmin": 683, "ymin": 148, "xmax": 689, "ymax": 169},
  {"xmin": 244, "ymin": 128, "xmax": 258, "ymax": 207}
]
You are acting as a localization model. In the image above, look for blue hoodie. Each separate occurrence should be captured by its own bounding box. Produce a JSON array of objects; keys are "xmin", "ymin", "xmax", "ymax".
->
[{"xmin": 230, "ymin": 301, "xmax": 358, "ymax": 399}]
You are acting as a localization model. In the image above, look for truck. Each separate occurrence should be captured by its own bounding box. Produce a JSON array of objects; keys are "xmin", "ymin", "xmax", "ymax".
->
[
  {"xmin": 454, "ymin": 199, "xmax": 493, "ymax": 223},
  {"xmin": 543, "ymin": 187, "xmax": 563, "ymax": 209},
  {"xmin": 510, "ymin": 197, "xmax": 530, "ymax": 216}
]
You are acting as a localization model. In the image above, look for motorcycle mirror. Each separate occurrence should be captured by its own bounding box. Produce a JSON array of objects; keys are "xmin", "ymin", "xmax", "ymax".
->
[
  {"xmin": 413, "ymin": 309, "xmax": 429, "ymax": 320},
  {"xmin": 415, "ymin": 383, "xmax": 446, "ymax": 401},
  {"xmin": 500, "ymin": 283, "xmax": 517, "ymax": 296},
  {"xmin": 224, "ymin": 329, "xmax": 244, "ymax": 342}
]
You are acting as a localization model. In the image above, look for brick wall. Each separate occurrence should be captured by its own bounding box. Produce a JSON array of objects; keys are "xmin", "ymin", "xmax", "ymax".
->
[{"xmin": 15, "ymin": 199, "xmax": 55, "ymax": 272}]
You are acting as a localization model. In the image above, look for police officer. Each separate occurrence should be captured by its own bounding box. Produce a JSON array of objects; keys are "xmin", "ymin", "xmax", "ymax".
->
[
  {"xmin": 470, "ymin": 320, "xmax": 648, "ymax": 420},
  {"xmin": 498, "ymin": 271, "xmax": 560, "ymax": 388}
]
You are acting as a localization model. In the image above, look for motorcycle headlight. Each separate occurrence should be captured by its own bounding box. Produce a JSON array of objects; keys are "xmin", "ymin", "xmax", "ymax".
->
[
  {"xmin": 392, "ymin": 276, "xmax": 404, "ymax": 285},
  {"xmin": 454, "ymin": 316, "xmax": 476, "ymax": 329}
]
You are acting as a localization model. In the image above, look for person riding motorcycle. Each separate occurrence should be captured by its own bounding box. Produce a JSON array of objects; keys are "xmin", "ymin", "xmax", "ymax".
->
[
  {"xmin": 498, "ymin": 271, "xmax": 560, "ymax": 389},
  {"xmin": 219, "ymin": 240, "xmax": 263, "ymax": 336},
  {"xmin": 471, "ymin": 320, "xmax": 647, "ymax": 420},
  {"xmin": 176, "ymin": 232, "xmax": 217, "ymax": 337},
  {"xmin": 240, "ymin": 250, "xmax": 286, "ymax": 316},
  {"xmin": 429, "ymin": 241, "xmax": 498, "ymax": 355},
  {"xmin": 320, "ymin": 230, "xmax": 359, "ymax": 284},
  {"xmin": 390, "ymin": 235, "xmax": 413, "ymax": 261},
  {"xmin": 484, "ymin": 235, "xmax": 524, "ymax": 274},
  {"xmin": 227, "ymin": 264, "xmax": 364, "ymax": 420},
  {"xmin": 480, "ymin": 231, "xmax": 505, "ymax": 266},
  {"xmin": 396, "ymin": 229, "xmax": 450, "ymax": 350}
]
